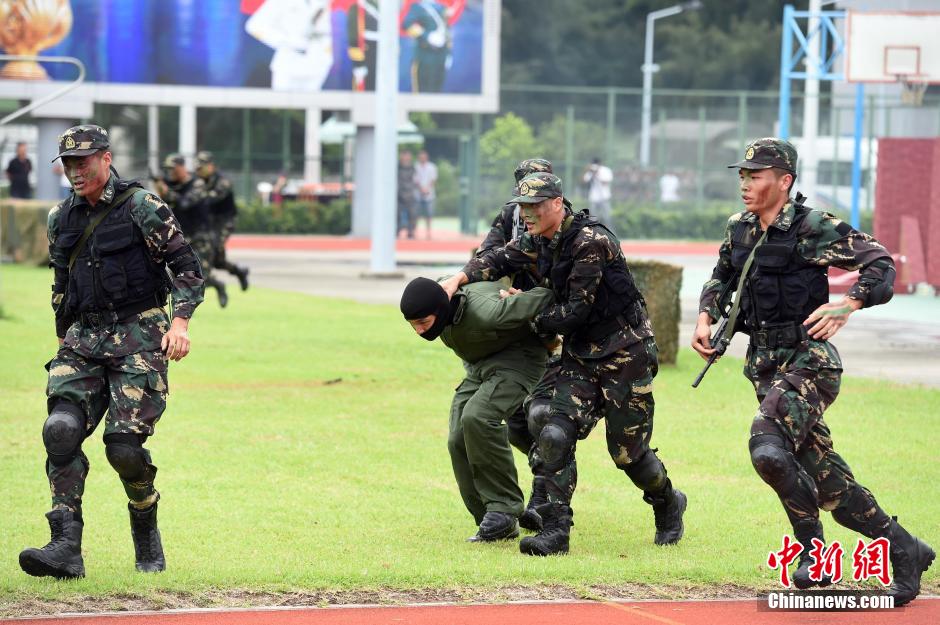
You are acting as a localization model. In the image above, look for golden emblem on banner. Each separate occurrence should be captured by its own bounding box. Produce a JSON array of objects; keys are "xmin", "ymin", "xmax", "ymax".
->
[{"xmin": 0, "ymin": 0, "xmax": 74, "ymax": 80}]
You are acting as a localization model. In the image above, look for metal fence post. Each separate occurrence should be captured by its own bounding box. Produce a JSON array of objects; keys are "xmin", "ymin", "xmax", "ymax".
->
[
  {"xmin": 565, "ymin": 105, "xmax": 575, "ymax": 191},
  {"xmin": 606, "ymin": 88, "xmax": 616, "ymax": 167},
  {"xmin": 242, "ymin": 108, "xmax": 251, "ymax": 202},
  {"xmin": 282, "ymin": 111, "xmax": 291, "ymax": 174},
  {"xmin": 737, "ymin": 91, "xmax": 748, "ymax": 150},
  {"xmin": 697, "ymin": 104, "xmax": 705, "ymax": 208}
]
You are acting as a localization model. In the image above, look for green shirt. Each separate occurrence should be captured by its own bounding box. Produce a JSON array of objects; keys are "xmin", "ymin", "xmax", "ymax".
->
[{"xmin": 440, "ymin": 282, "xmax": 554, "ymax": 366}]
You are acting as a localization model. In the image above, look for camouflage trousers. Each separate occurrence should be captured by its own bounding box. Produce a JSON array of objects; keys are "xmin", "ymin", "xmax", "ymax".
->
[
  {"xmin": 746, "ymin": 340, "xmax": 890, "ymax": 536},
  {"xmin": 544, "ymin": 337, "xmax": 666, "ymax": 504},
  {"xmin": 45, "ymin": 308, "xmax": 169, "ymax": 513},
  {"xmin": 190, "ymin": 232, "xmax": 224, "ymax": 291},
  {"xmin": 211, "ymin": 217, "xmax": 239, "ymax": 273}
]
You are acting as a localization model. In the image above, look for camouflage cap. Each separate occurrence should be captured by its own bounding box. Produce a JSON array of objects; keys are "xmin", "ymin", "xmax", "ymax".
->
[
  {"xmin": 195, "ymin": 150, "xmax": 215, "ymax": 165},
  {"xmin": 52, "ymin": 125, "xmax": 110, "ymax": 162},
  {"xmin": 513, "ymin": 158, "xmax": 552, "ymax": 182},
  {"xmin": 162, "ymin": 153, "xmax": 185, "ymax": 169},
  {"xmin": 728, "ymin": 137, "xmax": 798, "ymax": 173},
  {"xmin": 511, "ymin": 172, "xmax": 563, "ymax": 204}
]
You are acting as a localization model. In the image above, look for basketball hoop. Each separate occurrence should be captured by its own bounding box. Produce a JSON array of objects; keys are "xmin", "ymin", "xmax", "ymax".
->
[{"xmin": 898, "ymin": 75, "xmax": 929, "ymax": 106}]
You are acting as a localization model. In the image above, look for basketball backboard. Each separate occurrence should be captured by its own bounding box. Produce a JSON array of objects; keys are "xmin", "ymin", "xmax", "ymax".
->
[{"xmin": 845, "ymin": 11, "xmax": 940, "ymax": 83}]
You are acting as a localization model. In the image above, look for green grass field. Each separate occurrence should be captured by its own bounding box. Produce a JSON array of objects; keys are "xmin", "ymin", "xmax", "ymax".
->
[{"xmin": 0, "ymin": 264, "xmax": 937, "ymax": 615}]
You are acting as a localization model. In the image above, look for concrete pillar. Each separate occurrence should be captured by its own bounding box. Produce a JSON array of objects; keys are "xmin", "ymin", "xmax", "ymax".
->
[
  {"xmin": 36, "ymin": 118, "xmax": 71, "ymax": 200},
  {"xmin": 147, "ymin": 105, "xmax": 160, "ymax": 173},
  {"xmin": 351, "ymin": 126, "xmax": 374, "ymax": 237},
  {"xmin": 179, "ymin": 104, "xmax": 197, "ymax": 163},
  {"xmin": 304, "ymin": 107, "xmax": 322, "ymax": 183}
]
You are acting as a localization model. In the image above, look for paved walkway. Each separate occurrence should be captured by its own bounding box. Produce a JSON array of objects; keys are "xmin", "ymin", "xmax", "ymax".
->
[
  {"xmin": 5, "ymin": 598, "xmax": 938, "ymax": 625},
  {"xmin": 223, "ymin": 233, "xmax": 940, "ymax": 388}
]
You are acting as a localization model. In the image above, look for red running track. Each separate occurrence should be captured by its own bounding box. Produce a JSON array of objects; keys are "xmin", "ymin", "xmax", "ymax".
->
[
  {"xmin": 227, "ymin": 234, "xmax": 721, "ymax": 256},
  {"xmin": 7, "ymin": 599, "xmax": 937, "ymax": 625}
]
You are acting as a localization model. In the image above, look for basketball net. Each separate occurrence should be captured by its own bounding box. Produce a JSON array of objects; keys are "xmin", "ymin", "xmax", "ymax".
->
[{"xmin": 898, "ymin": 75, "xmax": 928, "ymax": 106}]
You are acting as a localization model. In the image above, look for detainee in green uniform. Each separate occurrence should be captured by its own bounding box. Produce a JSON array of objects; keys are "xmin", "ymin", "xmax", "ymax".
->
[{"xmin": 400, "ymin": 278, "xmax": 555, "ymax": 541}]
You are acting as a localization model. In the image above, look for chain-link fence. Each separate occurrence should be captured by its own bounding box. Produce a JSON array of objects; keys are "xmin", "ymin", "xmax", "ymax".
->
[{"xmin": 32, "ymin": 84, "xmax": 938, "ymax": 238}]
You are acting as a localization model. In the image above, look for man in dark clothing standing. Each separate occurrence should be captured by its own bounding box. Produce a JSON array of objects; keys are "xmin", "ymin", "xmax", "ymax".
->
[{"xmin": 6, "ymin": 142, "xmax": 33, "ymax": 198}]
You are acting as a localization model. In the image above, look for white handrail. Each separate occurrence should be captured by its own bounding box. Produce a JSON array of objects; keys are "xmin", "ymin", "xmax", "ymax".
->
[{"xmin": 0, "ymin": 55, "xmax": 86, "ymax": 125}]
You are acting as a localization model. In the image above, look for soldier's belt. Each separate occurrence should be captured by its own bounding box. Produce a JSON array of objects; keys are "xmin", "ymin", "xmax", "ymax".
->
[
  {"xmin": 77, "ymin": 297, "xmax": 165, "ymax": 329},
  {"xmin": 749, "ymin": 322, "xmax": 808, "ymax": 349}
]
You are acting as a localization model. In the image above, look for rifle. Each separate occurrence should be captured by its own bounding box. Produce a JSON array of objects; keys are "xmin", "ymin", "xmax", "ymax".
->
[{"xmin": 691, "ymin": 272, "xmax": 738, "ymax": 388}]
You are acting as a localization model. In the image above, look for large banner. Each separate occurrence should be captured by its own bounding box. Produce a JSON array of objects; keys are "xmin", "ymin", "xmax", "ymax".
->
[{"xmin": 0, "ymin": 0, "xmax": 485, "ymax": 95}]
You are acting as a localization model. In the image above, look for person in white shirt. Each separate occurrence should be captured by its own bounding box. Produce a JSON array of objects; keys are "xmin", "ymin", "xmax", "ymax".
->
[
  {"xmin": 582, "ymin": 157, "xmax": 613, "ymax": 222},
  {"xmin": 413, "ymin": 150, "xmax": 438, "ymax": 239}
]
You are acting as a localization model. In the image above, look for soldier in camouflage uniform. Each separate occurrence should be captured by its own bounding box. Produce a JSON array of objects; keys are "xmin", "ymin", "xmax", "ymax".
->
[
  {"xmin": 476, "ymin": 158, "xmax": 565, "ymax": 533},
  {"xmin": 158, "ymin": 154, "xmax": 228, "ymax": 308},
  {"xmin": 441, "ymin": 172, "xmax": 687, "ymax": 556},
  {"xmin": 194, "ymin": 151, "xmax": 249, "ymax": 291},
  {"xmin": 692, "ymin": 137, "xmax": 934, "ymax": 606},
  {"xmin": 18, "ymin": 125, "xmax": 204, "ymax": 579}
]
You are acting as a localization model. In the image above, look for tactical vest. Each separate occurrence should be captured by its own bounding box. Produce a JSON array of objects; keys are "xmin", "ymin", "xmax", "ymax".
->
[
  {"xmin": 539, "ymin": 211, "xmax": 644, "ymax": 336},
  {"xmin": 731, "ymin": 205, "xmax": 829, "ymax": 329},
  {"xmin": 169, "ymin": 178, "xmax": 211, "ymax": 235},
  {"xmin": 205, "ymin": 173, "xmax": 237, "ymax": 219},
  {"xmin": 55, "ymin": 180, "xmax": 168, "ymax": 315}
]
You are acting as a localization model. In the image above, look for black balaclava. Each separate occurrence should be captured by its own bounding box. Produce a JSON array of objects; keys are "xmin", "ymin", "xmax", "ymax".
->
[{"xmin": 400, "ymin": 277, "xmax": 454, "ymax": 341}]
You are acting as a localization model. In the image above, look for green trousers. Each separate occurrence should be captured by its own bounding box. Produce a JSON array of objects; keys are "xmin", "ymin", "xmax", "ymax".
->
[{"xmin": 447, "ymin": 365, "xmax": 537, "ymax": 523}]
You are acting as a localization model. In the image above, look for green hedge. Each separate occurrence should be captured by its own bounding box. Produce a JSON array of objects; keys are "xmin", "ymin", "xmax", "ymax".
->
[
  {"xmin": 609, "ymin": 201, "xmax": 873, "ymax": 240},
  {"xmin": 238, "ymin": 199, "xmax": 352, "ymax": 234},
  {"xmin": 629, "ymin": 259, "xmax": 682, "ymax": 365}
]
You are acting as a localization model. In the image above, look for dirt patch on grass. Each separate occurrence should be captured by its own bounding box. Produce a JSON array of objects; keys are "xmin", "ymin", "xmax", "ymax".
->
[{"xmin": 9, "ymin": 581, "xmax": 936, "ymax": 618}]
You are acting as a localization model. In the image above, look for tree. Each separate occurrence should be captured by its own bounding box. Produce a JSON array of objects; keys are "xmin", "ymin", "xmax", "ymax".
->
[{"xmin": 478, "ymin": 113, "xmax": 541, "ymax": 182}]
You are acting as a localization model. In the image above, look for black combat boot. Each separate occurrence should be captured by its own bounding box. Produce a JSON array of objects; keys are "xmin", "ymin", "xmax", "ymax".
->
[
  {"xmin": 19, "ymin": 509, "xmax": 85, "ymax": 579},
  {"xmin": 884, "ymin": 517, "xmax": 935, "ymax": 607},
  {"xmin": 519, "ymin": 503, "xmax": 573, "ymax": 556},
  {"xmin": 519, "ymin": 478, "xmax": 547, "ymax": 532},
  {"xmin": 792, "ymin": 519, "xmax": 833, "ymax": 590},
  {"xmin": 216, "ymin": 282, "xmax": 229, "ymax": 308},
  {"xmin": 467, "ymin": 511, "xmax": 519, "ymax": 542},
  {"xmin": 235, "ymin": 265, "xmax": 250, "ymax": 291},
  {"xmin": 129, "ymin": 502, "xmax": 166, "ymax": 572},
  {"xmin": 643, "ymin": 480, "xmax": 687, "ymax": 545}
]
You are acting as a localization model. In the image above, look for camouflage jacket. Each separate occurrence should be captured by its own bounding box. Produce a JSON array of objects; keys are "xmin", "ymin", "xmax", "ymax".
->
[
  {"xmin": 462, "ymin": 208, "xmax": 653, "ymax": 359},
  {"xmin": 699, "ymin": 200, "xmax": 895, "ymax": 325},
  {"xmin": 199, "ymin": 172, "xmax": 237, "ymax": 220},
  {"xmin": 163, "ymin": 176, "xmax": 211, "ymax": 235},
  {"xmin": 49, "ymin": 175, "xmax": 205, "ymax": 337}
]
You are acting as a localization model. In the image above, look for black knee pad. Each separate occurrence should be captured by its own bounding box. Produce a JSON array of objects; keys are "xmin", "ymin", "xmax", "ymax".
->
[
  {"xmin": 43, "ymin": 402, "xmax": 85, "ymax": 466},
  {"xmin": 104, "ymin": 433, "xmax": 150, "ymax": 482},
  {"xmin": 749, "ymin": 433, "xmax": 799, "ymax": 493},
  {"xmin": 538, "ymin": 417, "xmax": 576, "ymax": 472},
  {"xmin": 624, "ymin": 447, "xmax": 667, "ymax": 493},
  {"xmin": 526, "ymin": 398, "xmax": 552, "ymax": 439},
  {"xmin": 831, "ymin": 485, "xmax": 891, "ymax": 538}
]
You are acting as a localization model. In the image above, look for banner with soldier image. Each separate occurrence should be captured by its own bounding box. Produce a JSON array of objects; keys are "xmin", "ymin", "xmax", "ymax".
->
[{"xmin": 1, "ymin": 0, "xmax": 486, "ymax": 95}]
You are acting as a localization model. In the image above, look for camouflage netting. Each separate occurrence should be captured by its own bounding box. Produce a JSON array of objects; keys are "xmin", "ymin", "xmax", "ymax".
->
[
  {"xmin": 628, "ymin": 259, "xmax": 682, "ymax": 365},
  {"xmin": 1, "ymin": 200, "xmax": 51, "ymax": 266}
]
